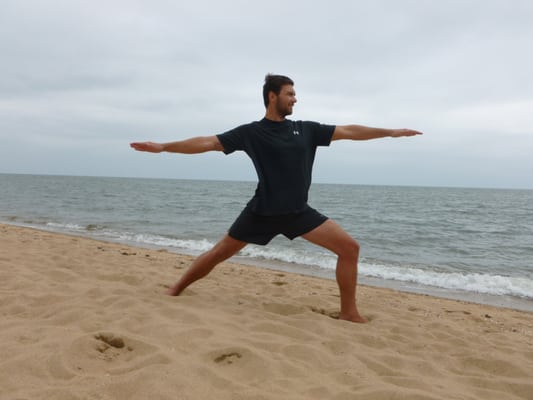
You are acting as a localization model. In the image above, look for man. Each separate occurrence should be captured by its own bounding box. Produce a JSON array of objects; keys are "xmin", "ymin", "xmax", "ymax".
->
[{"xmin": 131, "ymin": 74, "xmax": 422, "ymax": 323}]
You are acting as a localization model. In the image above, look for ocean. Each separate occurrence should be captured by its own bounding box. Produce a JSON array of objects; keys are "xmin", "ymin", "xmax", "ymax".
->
[{"xmin": 1, "ymin": 173, "xmax": 532, "ymax": 312}]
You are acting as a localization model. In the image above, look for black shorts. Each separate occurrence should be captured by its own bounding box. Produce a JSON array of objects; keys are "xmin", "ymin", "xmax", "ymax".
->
[{"xmin": 228, "ymin": 206, "xmax": 328, "ymax": 245}]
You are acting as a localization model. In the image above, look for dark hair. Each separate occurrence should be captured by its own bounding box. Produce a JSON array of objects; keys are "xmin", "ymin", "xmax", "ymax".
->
[{"xmin": 262, "ymin": 74, "xmax": 294, "ymax": 107}]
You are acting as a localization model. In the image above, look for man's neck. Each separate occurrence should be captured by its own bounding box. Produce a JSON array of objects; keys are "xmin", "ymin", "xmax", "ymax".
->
[{"xmin": 264, "ymin": 111, "xmax": 286, "ymax": 122}]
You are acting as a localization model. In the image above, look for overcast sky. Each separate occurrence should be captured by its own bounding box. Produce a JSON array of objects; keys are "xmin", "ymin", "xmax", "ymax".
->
[{"xmin": 1, "ymin": 0, "xmax": 532, "ymax": 189}]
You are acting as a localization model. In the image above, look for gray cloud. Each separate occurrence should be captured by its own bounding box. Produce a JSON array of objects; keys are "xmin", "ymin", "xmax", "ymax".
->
[{"xmin": 1, "ymin": 0, "xmax": 532, "ymax": 188}]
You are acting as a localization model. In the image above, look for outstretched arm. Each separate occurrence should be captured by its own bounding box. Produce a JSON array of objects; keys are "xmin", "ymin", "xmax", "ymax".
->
[
  {"xmin": 130, "ymin": 136, "xmax": 224, "ymax": 154},
  {"xmin": 332, "ymin": 125, "xmax": 423, "ymax": 141}
]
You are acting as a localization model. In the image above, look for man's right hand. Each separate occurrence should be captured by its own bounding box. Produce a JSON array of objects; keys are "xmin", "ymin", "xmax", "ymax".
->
[{"xmin": 130, "ymin": 142, "xmax": 164, "ymax": 153}]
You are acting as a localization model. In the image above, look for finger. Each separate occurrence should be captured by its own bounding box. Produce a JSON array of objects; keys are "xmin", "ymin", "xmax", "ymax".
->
[{"xmin": 130, "ymin": 142, "xmax": 147, "ymax": 151}]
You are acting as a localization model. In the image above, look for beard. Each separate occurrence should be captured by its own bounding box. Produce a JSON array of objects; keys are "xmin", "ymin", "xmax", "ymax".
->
[{"xmin": 276, "ymin": 102, "xmax": 293, "ymax": 117}]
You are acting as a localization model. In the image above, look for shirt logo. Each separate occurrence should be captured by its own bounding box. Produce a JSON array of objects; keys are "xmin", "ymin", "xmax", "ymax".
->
[{"xmin": 293, "ymin": 130, "xmax": 300, "ymax": 135}]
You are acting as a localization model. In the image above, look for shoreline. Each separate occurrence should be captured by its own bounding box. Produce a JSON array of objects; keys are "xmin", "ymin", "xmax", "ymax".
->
[
  {"xmin": 2, "ymin": 223, "xmax": 533, "ymax": 399},
  {"xmin": 227, "ymin": 254, "xmax": 533, "ymax": 314},
  {"xmin": 5, "ymin": 221, "xmax": 531, "ymax": 314}
]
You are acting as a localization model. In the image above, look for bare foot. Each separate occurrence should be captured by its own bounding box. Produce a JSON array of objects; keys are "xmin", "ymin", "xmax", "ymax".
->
[
  {"xmin": 166, "ymin": 283, "xmax": 182, "ymax": 296},
  {"xmin": 339, "ymin": 312, "xmax": 369, "ymax": 323}
]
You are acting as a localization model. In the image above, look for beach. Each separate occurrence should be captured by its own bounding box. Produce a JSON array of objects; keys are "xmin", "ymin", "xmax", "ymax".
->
[{"xmin": 1, "ymin": 223, "xmax": 532, "ymax": 400}]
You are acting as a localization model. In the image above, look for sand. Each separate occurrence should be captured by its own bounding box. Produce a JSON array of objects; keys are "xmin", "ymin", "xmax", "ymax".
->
[{"xmin": 1, "ymin": 223, "xmax": 532, "ymax": 400}]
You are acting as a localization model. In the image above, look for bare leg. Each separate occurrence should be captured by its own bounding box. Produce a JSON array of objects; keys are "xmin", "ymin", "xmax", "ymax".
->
[
  {"xmin": 302, "ymin": 219, "xmax": 368, "ymax": 323},
  {"xmin": 167, "ymin": 234, "xmax": 247, "ymax": 296}
]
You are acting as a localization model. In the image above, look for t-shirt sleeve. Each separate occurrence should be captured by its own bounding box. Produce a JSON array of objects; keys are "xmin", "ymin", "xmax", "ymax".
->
[
  {"xmin": 306, "ymin": 121, "xmax": 335, "ymax": 147},
  {"xmin": 216, "ymin": 124, "xmax": 247, "ymax": 155}
]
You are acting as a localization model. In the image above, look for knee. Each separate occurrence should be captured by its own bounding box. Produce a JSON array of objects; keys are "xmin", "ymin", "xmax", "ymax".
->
[{"xmin": 338, "ymin": 238, "xmax": 360, "ymax": 260}]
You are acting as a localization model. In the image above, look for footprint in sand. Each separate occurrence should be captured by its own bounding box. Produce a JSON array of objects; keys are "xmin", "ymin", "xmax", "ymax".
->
[
  {"xmin": 94, "ymin": 333, "xmax": 130, "ymax": 357},
  {"xmin": 214, "ymin": 352, "xmax": 243, "ymax": 365},
  {"xmin": 208, "ymin": 347, "xmax": 276, "ymax": 383},
  {"xmin": 63, "ymin": 332, "xmax": 170, "ymax": 375},
  {"xmin": 309, "ymin": 306, "xmax": 340, "ymax": 320}
]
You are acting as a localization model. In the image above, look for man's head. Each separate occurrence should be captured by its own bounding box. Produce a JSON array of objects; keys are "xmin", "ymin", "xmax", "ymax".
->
[
  {"xmin": 263, "ymin": 74, "xmax": 296, "ymax": 118},
  {"xmin": 263, "ymin": 74, "xmax": 294, "ymax": 107}
]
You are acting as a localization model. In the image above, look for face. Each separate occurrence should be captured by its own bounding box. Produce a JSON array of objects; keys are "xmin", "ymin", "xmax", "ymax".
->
[{"xmin": 271, "ymin": 84, "xmax": 297, "ymax": 117}]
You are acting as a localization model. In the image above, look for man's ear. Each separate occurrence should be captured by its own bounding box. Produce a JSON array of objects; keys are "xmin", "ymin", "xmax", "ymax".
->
[{"xmin": 268, "ymin": 91, "xmax": 277, "ymax": 104}]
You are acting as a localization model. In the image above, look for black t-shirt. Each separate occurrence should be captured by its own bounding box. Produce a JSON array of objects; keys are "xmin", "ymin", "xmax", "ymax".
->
[{"xmin": 217, "ymin": 118, "xmax": 335, "ymax": 215}]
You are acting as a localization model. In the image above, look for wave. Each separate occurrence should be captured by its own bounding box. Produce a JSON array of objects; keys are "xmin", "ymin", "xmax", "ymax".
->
[
  {"xmin": 242, "ymin": 247, "xmax": 533, "ymax": 299},
  {"xmin": 360, "ymin": 262, "xmax": 533, "ymax": 299},
  {"xmin": 43, "ymin": 222, "xmax": 216, "ymax": 253},
  {"xmin": 29, "ymin": 221, "xmax": 533, "ymax": 300},
  {"xmin": 119, "ymin": 231, "xmax": 533, "ymax": 300}
]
